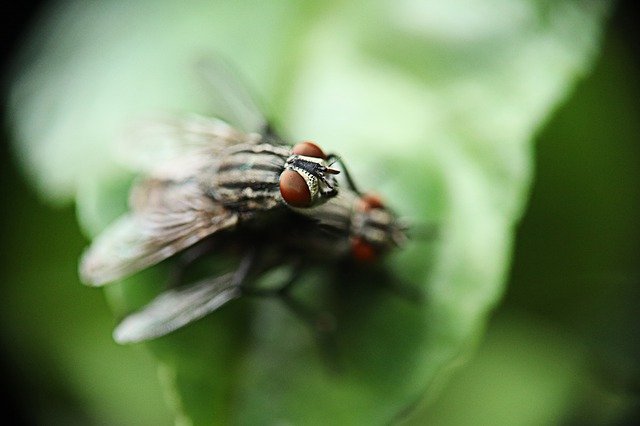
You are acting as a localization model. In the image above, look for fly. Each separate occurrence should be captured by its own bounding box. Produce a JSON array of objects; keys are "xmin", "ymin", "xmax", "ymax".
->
[
  {"xmin": 79, "ymin": 60, "xmax": 342, "ymax": 286},
  {"xmin": 78, "ymin": 57, "xmax": 413, "ymax": 344},
  {"xmin": 112, "ymin": 183, "xmax": 410, "ymax": 344}
]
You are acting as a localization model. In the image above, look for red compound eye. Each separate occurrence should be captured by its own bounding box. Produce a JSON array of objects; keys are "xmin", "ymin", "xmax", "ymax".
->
[
  {"xmin": 280, "ymin": 169, "xmax": 312, "ymax": 207},
  {"xmin": 351, "ymin": 237, "xmax": 378, "ymax": 263},
  {"xmin": 292, "ymin": 141, "xmax": 327, "ymax": 159}
]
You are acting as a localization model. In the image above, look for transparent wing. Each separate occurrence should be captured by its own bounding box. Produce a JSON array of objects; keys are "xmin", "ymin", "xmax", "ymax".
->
[
  {"xmin": 116, "ymin": 113, "xmax": 261, "ymax": 174},
  {"xmin": 113, "ymin": 272, "xmax": 241, "ymax": 344},
  {"xmin": 115, "ymin": 56, "xmax": 278, "ymax": 173},
  {"xmin": 79, "ymin": 179, "xmax": 238, "ymax": 286},
  {"xmin": 195, "ymin": 56, "xmax": 269, "ymax": 134}
]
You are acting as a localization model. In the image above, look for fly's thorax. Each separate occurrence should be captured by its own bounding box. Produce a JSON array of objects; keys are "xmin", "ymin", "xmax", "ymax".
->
[
  {"xmin": 350, "ymin": 194, "xmax": 406, "ymax": 262},
  {"xmin": 207, "ymin": 140, "xmax": 338, "ymax": 213},
  {"xmin": 208, "ymin": 143, "xmax": 290, "ymax": 211}
]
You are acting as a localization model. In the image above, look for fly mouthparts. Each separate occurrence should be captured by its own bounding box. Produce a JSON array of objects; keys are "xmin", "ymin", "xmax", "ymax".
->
[{"xmin": 324, "ymin": 166, "xmax": 340, "ymax": 175}]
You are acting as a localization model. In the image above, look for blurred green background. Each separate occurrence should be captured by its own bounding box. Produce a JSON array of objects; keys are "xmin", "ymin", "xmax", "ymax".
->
[
  {"xmin": 1, "ymin": 1, "xmax": 638, "ymax": 425},
  {"xmin": 406, "ymin": 22, "xmax": 640, "ymax": 424}
]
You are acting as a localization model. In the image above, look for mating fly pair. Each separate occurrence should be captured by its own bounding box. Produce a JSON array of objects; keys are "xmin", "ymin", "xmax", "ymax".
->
[{"xmin": 79, "ymin": 59, "xmax": 409, "ymax": 343}]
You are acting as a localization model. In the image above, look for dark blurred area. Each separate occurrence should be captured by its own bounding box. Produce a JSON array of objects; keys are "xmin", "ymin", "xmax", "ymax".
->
[
  {"xmin": 503, "ymin": 2, "xmax": 640, "ymax": 422},
  {"xmin": 1, "ymin": 3, "xmax": 50, "ymax": 424},
  {"xmin": 1, "ymin": 1, "xmax": 639, "ymax": 425},
  {"xmin": 1, "ymin": 2, "xmax": 109, "ymax": 424},
  {"xmin": 417, "ymin": 1, "xmax": 640, "ymax": 423}
]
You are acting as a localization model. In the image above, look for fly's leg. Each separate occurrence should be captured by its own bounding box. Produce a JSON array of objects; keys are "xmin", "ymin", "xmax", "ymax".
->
[
  {"xmin": 231, "ymin": 247, "xmax": 257, "ymax": 288},
  {"xmin": 169, "ymin": 241, "xmax": 259, "ymax": 293},
  {"xmin": 245, "ymin": 263, "xmax": 341, "ymax": 371},
  {"xmin": 278, "ymin": 290, "xmax": 341, "ymax": 372},
  {"xmin": 167, "ymin": 239, "xmax": 217, "ymax": 288},
  {"xmin": 276, "ymin": 264, "xmax": 337, "ymax": 338},
  {"xmin": 239, "ymin": 255, "xmax": 302, "ymax": 298}
]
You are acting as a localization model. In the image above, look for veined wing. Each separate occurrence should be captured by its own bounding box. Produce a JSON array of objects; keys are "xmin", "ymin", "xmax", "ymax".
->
[
  {"xmin": 195, "ymin": 56, "xmax": 270, "ymax": 135},
  {"xmin": 113, "ymin": 272, "xmax": 241, "ymax": 344},
  {"xmin": 116, "ymin": 56, "xmax": 276, "ymax": 173},
  {"xmin": 115, "ymin": 113, "xmax": 262, "ymax": 174},
  {"xmin": 80, "ymin": 179, "xmax": 238, "ymax": 286}
]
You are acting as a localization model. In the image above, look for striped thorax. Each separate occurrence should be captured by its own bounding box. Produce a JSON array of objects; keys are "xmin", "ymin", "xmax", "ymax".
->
[
  {"xmin": 207, "ymin": 141, "xmax": 340, "ymax": 213},
  {"xmin": 209, "ymin": 143, "xmax": 291, "ymax": 212}
]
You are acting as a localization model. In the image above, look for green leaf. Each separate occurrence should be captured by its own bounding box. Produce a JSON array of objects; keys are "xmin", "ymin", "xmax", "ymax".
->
[
  {"xmin": 6, "ymin": 0, "xmax": 610, "ymax": 424},
  {"xmin": 404, "ymin": 311, "xmax": 594, "ymax": 426}
]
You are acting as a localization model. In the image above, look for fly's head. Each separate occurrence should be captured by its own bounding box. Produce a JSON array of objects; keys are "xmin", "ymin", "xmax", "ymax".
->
[
  {"xmin": 350, "ymin": 193, "xmax": 408, "ymax": 262},
  {"xmin": 279, "ymin": 141, "xmax": 340, "ymax": 208}
]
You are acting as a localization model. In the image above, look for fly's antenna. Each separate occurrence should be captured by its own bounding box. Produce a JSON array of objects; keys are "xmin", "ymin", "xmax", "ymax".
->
[{"xmin": 326, "ymin": 153, "xmax": 361, "ymax": 194}]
